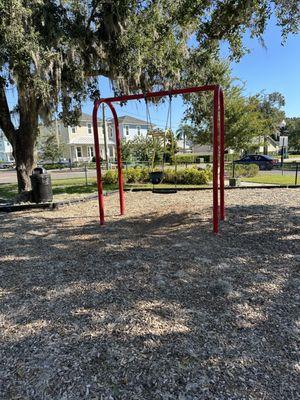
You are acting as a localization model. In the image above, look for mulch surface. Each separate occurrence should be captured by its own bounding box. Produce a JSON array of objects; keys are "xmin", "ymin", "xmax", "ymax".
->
[{"xmin": 0, "ymin": 189, "xmax": 299, "ymax": 400}]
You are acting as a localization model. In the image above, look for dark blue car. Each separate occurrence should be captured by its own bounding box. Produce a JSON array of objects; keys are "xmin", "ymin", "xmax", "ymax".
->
[{"xmin": 234, "ymin": 154, "xmax": 277, "ymax": 170}]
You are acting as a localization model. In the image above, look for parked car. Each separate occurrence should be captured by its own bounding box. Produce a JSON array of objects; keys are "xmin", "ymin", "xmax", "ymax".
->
[
  {"xmin": 234, "ymin": 155, "xmax": 277, "ymax": 170},
  {"xmin": 0, "ymin": 161, "xmax": 15, "ymax": 169}
]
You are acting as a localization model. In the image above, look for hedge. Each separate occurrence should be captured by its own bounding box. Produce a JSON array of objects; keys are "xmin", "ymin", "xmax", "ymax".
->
[
  {"xmin": 234, "ymin": 163, "xmax": 259, "ymax": 178},
  {"xmin": 102, "ymin": 166, "xmax": 212, "ymax": 185},
  {"xmin": 173, "ymin": 153, "xmax": 197, "ymax": 164},
  {"xmin": 42, "ymin": 163, "xmax": 66, "ymax": 170}
]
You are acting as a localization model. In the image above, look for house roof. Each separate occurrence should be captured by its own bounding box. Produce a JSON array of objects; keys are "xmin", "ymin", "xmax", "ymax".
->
[
  {"xmin": 192, "ymin": 144, "xmax": 213, "ymax": 152},
  {"xmin": 56, "ymin": 112, "xmax": 103, "ymax": 124},
  {"xmin": 80, "ymin": 112, "xmax": 103, "ymax": 123},
  {"xmin": 57, "ymin": 113, "xmax": 149, "ymax": 126},
  {"xmin": 107, "ymin": 115, "xmax": 150, "ymax": 125},
  {"xmin": 79, "ymin": 113, "xmax": 102, "ymax": 122}
]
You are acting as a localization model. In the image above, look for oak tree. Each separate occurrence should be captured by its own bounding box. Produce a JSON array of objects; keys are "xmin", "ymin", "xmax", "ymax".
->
[{"xmin": 0, "ymin": 0, "xmax": 299, "ymax": 194}]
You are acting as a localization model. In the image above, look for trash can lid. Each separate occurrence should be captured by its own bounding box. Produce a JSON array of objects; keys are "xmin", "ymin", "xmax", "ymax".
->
[{"xmin": 32, "ymin": 167, "xmax": 47, "ymax": 174}]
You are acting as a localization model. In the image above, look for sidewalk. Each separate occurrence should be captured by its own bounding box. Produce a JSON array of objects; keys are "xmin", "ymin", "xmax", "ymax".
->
[{"xmin": 239, "ymin": 180, "xmax": 279, "ymax": 187}]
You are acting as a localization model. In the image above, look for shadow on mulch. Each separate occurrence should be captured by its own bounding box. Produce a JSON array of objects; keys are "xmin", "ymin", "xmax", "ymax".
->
[{"xmin": 0, "ymin": 202, "xmax": 299, "ymax": 399}]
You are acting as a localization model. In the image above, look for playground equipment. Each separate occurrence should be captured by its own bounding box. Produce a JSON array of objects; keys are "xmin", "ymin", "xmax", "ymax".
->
[
  {"xmin": 92, "ymin": 85, "xmax": 225, "ymax": 233},
  {"xmin": 146, "ymin": 95, "xmax": 178, "ymax": 193}
]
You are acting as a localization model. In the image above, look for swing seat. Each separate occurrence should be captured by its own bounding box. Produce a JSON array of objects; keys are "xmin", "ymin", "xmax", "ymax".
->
[
  {"xmin": 149, "ymin": 171, "xmax": 164, "ymax": 184},
  {"xmin": 152, "ymin": 188, "xmax": 177, "ymax": 194}
]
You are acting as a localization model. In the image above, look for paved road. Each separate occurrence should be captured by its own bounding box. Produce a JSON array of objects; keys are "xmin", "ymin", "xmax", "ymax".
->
[
  {"xmin": 0, "ymin": 169, "xmax": 97, "ymax": 184},
  {"xmin": 0, "ymin": 167, "xmax": 297, "ymax": 184}
]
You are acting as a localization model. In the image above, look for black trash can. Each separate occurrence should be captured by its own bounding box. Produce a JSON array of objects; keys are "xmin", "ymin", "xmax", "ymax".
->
[{"xmin": 30, "ymin": 167, "xmax": 53, "ymax": 203}]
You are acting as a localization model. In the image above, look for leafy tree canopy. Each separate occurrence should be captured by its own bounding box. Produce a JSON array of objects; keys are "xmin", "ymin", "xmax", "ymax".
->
[
  {"xmin": 286, "ymin": 118, "xmax": 300, "ymax": 152},
  {"xmin": 182, "ymin": 57, "xmax": 287, "ymax": 152},
  {"xmin": 0, "ymin": 0, "xmax": 299, "ymax": 191},
  {"xmin": 184, "ymin": 84, "xmax": 287, "ymax": 152},
  {"xmin": 176, "ymin": 124, "xmax": 198, "ymax": 143},
  {"xmin": 1, "ymin": 1, "xmax": 299, "ymax": 126},
  {"xmin": 39, "ymin": 134, "xmax": 64, "ymax": 163}
]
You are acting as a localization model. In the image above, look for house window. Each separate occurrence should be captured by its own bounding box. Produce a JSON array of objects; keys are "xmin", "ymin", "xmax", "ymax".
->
[
  {"xmin": 76, "ymin": 147, "xmax": 82, "ymax": 158},
  {"xmin": 137, "ymin": 126, "xmax": 141, "ymax": 135},
  {"xmin": 125, "ymin": 125, "xmax": 129, "ymax": 136},
  {"xmin": 87, "ymin": 123, "xmax": 92, "ymax": 134},
  {"xmin": 72, "ymin": 127, "xmax": 76, "ymax": 133},
  {"xmin": 88, "ymin": 146, "xmax": 94, "ymax": 158}
]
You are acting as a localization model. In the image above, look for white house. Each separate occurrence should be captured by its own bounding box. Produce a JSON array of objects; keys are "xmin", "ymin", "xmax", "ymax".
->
[
  {"xmin": 255, "ymin": 136, "xmax": 279, "ymax": 154},
  {"xmin": 39, "ymin": 114, "xmax": 151, "ymax": 162},
  {"xmin": 106, "ymin": 115, "xmax": 150, "ymax": 142},
  {"xmin": 39, "ymin": 113, "xmax": 114, "ymax": 162},
  {"xmin": 0, "ymin": 130, "xmax": 13, "ymax": 162}
]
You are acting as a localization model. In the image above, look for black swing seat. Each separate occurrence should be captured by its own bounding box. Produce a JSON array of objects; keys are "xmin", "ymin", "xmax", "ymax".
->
[
  {"xmin": 149, "ymin": 171, "xmax": 164, "ymax": 185},
  {"xmin": 152, "ymin": 188, "xmax": 177, "ymax": 194}
]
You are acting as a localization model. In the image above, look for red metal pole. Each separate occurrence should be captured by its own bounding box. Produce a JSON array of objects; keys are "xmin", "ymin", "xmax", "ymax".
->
[
  {"xmin": 106, "ymin": 102, "xmax": 125, "ymax": 215},
  {"xmin": 92, "ymin": 101, "xmax": 105, "ymax": 225},
  {"xmin": 95, "ymin": 85, "xmax": 218, "ymax": 106},
  {"xmin": 213, "ymin": 87, "xmax": 220, "ymax": 234},
  {"xmin": 220, "ymin": 89, "xmax": 225, "ymax": 221},
  {"xmin": 92, "ymin": 85, "xmax": 225, "ymax": 232}
]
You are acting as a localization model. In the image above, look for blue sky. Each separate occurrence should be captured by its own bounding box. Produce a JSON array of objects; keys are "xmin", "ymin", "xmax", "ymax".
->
[
  {"xmin": 82, "ymin": 17, "xmax": 299, "ymax": 131},
  {"xmin": 228, "ymin": 21, "xmax": 300, "ymax": 118}
]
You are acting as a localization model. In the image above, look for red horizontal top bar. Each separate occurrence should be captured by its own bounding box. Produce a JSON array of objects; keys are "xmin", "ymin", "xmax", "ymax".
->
[{"xmin": 95, "ymin": 84, "xmax": 220, "ymax": 105}]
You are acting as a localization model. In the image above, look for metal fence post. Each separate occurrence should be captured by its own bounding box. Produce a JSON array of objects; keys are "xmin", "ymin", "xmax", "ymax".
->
[
  {"xmin": 295, "ymin": 163, "xmax": 299, "ymax": 185},
  {"xmin": 84, "ymin": 163, "xmax": 88, "ymax": 187}
]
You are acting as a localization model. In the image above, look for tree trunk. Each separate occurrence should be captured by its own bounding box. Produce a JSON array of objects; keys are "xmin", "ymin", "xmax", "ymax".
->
[
  {"xmin": 13, "ymin": 129, "xmax": 36, "ymax": 192},
  {"xmin": 0, "ymin": 82, "xmax": 38, "ymax": 195},
  {"xmin": 13, "ymin": 88, "xmax": 39, "ymax": 194}
]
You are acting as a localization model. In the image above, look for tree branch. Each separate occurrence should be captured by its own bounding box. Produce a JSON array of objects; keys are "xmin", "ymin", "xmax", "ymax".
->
[
  {"xmin": 0, "ymin": 81, "xmax": 16, "ymax": 145},
  {"xmin": 84, "ymin": 68, "xmax": 114, "ymax": 79}
]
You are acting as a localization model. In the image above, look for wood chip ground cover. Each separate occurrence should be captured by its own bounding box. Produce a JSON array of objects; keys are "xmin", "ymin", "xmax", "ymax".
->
[{"xmin": 0, "ymin": 189, "xmax": 299, "ymax": 400}]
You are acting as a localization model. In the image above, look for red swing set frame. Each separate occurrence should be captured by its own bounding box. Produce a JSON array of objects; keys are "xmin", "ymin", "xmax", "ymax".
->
[{"xmin": 92, "ymin": 85, "xmax": 225, "ymax": 233}]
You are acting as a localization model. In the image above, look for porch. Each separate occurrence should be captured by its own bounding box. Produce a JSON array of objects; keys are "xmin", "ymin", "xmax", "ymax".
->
[{"xmin": 69, "ymin": 144, "xmax": 116, "ymax": 162}]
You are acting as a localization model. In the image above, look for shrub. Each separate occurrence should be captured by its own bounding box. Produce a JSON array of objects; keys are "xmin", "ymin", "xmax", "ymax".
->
[
  {"xmin": 173, "ymin": 153, "xmax": 197, "ymax": 164},
  {"xmin": 102, "ymin": 169, "xmax": 118, "ymax": 184},
  {"xmin": 102, "ymin": 166, "xmax": 211, "ymax": 185},
  {"xmin": 245, "ymin": 163, "xmax": 259, "ymax": 177},
  {"xmin": 184, "ymin": 168, "xmax": 209, "ymax": 184},
  {"xmin": 124, "ymin": 167, "xmax": 150, "ymax": 183},
  {"xmin": 234, "ymin": 163, "xmax": 259, "ymax": 178},
  {"xmin": 203, "ymin": 164, "xmax": 213, "ymax": 181},
  {"xmin": 163, "ymin": 168, "xmax": 176, "ymax": 183},
  {"xmin": 87, "ymin": 162, "xmax": 96, "ymax": 169},
  {"xmin": 165, "ymin": 167, "xmax": 209, "ymax": 185},
  {"xmin": 125, "ymin": 167, "xmax": 141, "ymax": 183},
  {"xmin": 139, "ymin": 167, "xmax": 150, "ymax": 182},
  {"xmin": 43, "ymin": 163, "xmax": 65, "ymax": 170}
]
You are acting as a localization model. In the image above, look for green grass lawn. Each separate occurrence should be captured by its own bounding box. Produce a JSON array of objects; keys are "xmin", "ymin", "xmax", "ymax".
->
[
  {"xmin": 0, "ymin": 177, "xmax": 210, "ymax": 202},
  {"xmin": 0, "ymin": 177, "xmax": 105, "ymax": 201},
  {"xmin": 243, "ymin": 174, "xmax": 298, "ymax": 185},
  {"xmin": 288, "ymin": 154, "xmax": 300, "ymax": 159}
]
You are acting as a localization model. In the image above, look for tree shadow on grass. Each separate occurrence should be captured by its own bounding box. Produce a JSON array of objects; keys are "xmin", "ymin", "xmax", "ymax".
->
[
  {"xmin": 0, "ymin": 199, "xmax": 299, "ymax": 399},
  {"xmin": 0, "ymin": 183, "xmax": 18, "ymax": 200},
  {"xmin": 53, "ymin": 183, "xmax": 98, "ymax": 195}
]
